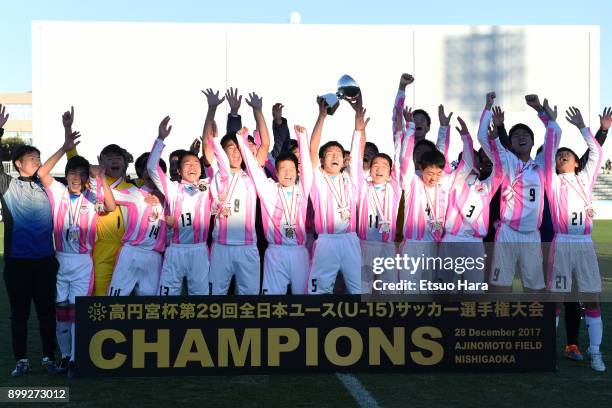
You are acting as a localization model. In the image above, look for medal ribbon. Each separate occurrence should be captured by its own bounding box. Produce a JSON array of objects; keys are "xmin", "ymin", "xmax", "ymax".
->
[
  {"xmin": 67, "ymin": 192, "xmax": 84, "ymax": 228},
  {"xmin": 279, "ymin": 185, "xmax": 297, "ymax": 228},
  {"xmin": 324, "ymin": 174, "xmax": 349, "ymax": 214},
  {"xmin": 369, "ymin": 183, "xmax": 390, "ymax": 228},
  {"xmin": 564, "ymin": 175, "xmax": 593, "ymax": 213},
  {"xmin": 222, "ymin": 171, "xmax": 241, "ymax": 210}
]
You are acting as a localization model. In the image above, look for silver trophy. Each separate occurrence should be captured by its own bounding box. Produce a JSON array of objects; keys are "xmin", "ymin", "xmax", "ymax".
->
[
  {"xmin": 320, "ymin": 93, "xmax": 340, "ymax": 115},
  {"xmin": 336, "ymin": 74, "xmax": 361, "ymax": 102},
  {"xmin": 320, "ymin": 75, "xmax": 361, "ymax": 116}
]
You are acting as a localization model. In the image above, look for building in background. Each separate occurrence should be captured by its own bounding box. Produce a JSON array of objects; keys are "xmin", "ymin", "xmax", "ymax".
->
[
  {"xmin": 0, "ymin": 92, "xmax": 32, "ymax": 177},
  {"xmin": 0, "ymin": 92, "xmax": 32, "ymax": 143}
]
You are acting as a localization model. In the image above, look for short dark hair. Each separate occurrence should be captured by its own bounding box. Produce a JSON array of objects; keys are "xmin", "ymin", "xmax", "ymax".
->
[
  {"xmin": 413, "ymin": 109, "xmax": 431, "ymax": 127},
  {"xmin": 65, "ymin": 155, "xmax": 90, "ymax": 177},
  {"xmin": 364, "ymin": 142, "xmax": 378, "ymax": 154},
  {"xmin": 221, "ymin": 132, "xmax": 239, "ymax": 150},
  {"xmin": 509, "ymin": 123, "xmax": 534, "ymax": 142},
  {"xmin": 100, "ymin": 144, "xmax": 132, "ymax": 164},
  {"xmin": 11, "ymin": 145, "xmax": 40, "ymax": 168},
  {"xmin": 414, "ymin": 139, "xmax": 436, "ymax": 153},
  {"xmin": 275, "ymin": 152, "xmax": 299, "ymax": 171},
  {"xmin": 556, "ymin": 147, "xmax": 580, "ymax": 174},
  {"xmin": 289, "ymin": 139, "xmax": 298, "ymax": 152},
  {"xmin": 370, "ymin": 153, "xmax": 392, "ymax": 168},
  {"xmin": 318, "ymin": 141, "xmax": 345, "ymax": 159},
  {"xmin": 169, "ymin": 149, "xmax": 189, "ymax": 161},
  {"xmin": 178, "ymin": 152, "xmax": 200, "ymax": 168},
  {"xmin": 419, "ymin": 149, "xmax": 446, "ymax": 170},
  {"xmin": 136, "ymin": 152, "xmax": 167, "ymax": 176}
]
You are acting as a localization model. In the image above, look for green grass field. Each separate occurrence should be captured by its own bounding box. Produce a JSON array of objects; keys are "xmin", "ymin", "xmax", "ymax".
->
[{"xmin": 1, "ymin": 223, "xmax": 612, "ymax": 407}]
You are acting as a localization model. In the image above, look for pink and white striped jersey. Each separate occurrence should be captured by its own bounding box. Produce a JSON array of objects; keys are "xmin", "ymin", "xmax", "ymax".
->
[
  {"xmin": 356, "ymin": 125, "xmax": 402, "ymax": 243},
  {"xmin": 209, "ymin": 137, "xmax": 258, "ymax": 245},
  {"xmin": 112, "ymin": 186, "xmax": 167, "ymax": 252},
  {"xmin": 46, "ymin": 178, "xmax": 102, "ymax": 254},
  {"xmin": 444, "ymin": 109, "xmax": 503, "ymax": 238},
  {"xmin": 398, "ymin": 120, "xmax": 475, "ymax": 242},
  {"xmin": 309, "ymin": 131, "xmax": 362, "ymax": 235},
  {"xmin": 544, "ymin": 119, "xmax": 602, "ymax": 235},
  {"xmin": 147, "ymin": 139, "xmax": 213, "ymax": 245},
  {"xmin": 478, "ymin": 114, "xmax": 546, "ymax": 233},
  {"xmin": 237, "ymin": 127, "xmax": 313, "ymax": 246}
]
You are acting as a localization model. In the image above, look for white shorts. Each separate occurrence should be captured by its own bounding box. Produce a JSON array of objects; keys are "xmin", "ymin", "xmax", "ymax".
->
[
  {"xmin": 490, "ymin": 224, "xmax": 544, "ymax": 290},
  {"xmin": 307, "ymin": 232, "xmax": 362, "ymax": 294},
  {"xmin": 399, "ymin": 239, "xmax": 437, "ymax": 294},
  {"xmin": 108, "ymin": 245, "xmax": 162, "ymax": 296},
  {"xmin": 548, "ymin": 234, "xmax": 601, "ymax": 293},
  {"xmin": 209, "ymin": 243, "xmax": 261, "ymax": 295},
  {"xmin": 437, "ymin": 234, "xmax": 485, "ymax": 292},
  {"xmin": 362, "ymin": 240, "xmax": 397, "ymax": 294},
  {"xmin": 159, "ymin": 243, "xmax": 210, "ymax": 296},
  {"xmin": 262, "ymin": 244, "xmax": 310, "ymax": 295},
  {"xmin": 56, "ymin": 252, "xmax": 94, "ymax": 304}
]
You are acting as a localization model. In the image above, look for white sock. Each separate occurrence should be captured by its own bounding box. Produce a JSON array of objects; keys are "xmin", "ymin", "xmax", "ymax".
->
[
  {"xmin": 586, "ymin": 315, "xmax": 602, "ymax": 354},
  {"xmin": 56, "ymin": 321, "xmax": 72, "ymax": 358},
  {"xmin": 70, "ymin": 323, "xmax": 76, "ymax": 362}
]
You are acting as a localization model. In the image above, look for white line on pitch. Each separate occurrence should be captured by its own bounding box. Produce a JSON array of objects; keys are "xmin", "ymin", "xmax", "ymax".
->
[{"xmin": 335, "ymin": 373, "xmax": 380, "ymax": 408}]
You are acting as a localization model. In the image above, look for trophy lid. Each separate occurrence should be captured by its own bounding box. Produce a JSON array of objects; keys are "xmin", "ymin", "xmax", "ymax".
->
[{"xmin": 337, "ymin": 74, "xmax": 360, "ymax": 100}]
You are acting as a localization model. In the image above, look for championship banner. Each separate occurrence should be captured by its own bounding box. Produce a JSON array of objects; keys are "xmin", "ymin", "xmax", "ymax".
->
[{"xmin": 76, "ymin": 296, "xmax": 555, "ymax": 377}]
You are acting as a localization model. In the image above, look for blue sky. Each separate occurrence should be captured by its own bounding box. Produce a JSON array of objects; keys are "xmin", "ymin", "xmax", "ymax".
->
[{"xmin": 1, "ymin": 0, "xmax": 610, "ymax": 106}]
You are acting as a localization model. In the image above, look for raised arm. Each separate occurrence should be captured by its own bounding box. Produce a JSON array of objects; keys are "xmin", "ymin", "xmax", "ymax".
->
[
  {"xmin": 436, "ymin": 104, "xmax": 453, "ymax": 173},
  {"xmin": 243, "ymin": 92, "xmax": 269, "ymax": 167},
  {"xmin": 89, "ymin": 165, "xmax": 116, "ymax": 212},
  {"xmin": 0, "ymin": 104, "xmax": 9, "ymax": 178},
  {"xmin": 147, "ymin": 116, "xmax": 177, "ymax": 202},
  {"xmin": 349, "ymin": 106, "xmax": 369, "ymax": 189},
  {"xmin": 478, "ymin": 93, "xmax": 514, "ymax": 175},
  {"xmin": 235, "ymin": 127, "xmax": 276, "ymax": 212},
  {"xmin": 452, "ymin": 117, "xmax": 476, "ymax": 183},
  {"xmin": 309, "ymin": 96, "xmax": 328, "ymax": 169},
  {"xmin": 566, "ymin": 107, "xmax": 602, "ymax": 186},
  {"xmin": 60, "ymin": 106, "xmax": 79, "ymax": 159},
  {"xmin": 38, "ymin": 129, "xmax": 81, "ymax": 188},
  {"xmin": 271, "ymin": 103, "xmax": 291, "ymax": 158},
  {"xmin": 201, "ymin": 88, "xmax": 226, "ymax": 166},
  {"xmin": 578, "ymin": 106, "xmax": 610, "ymax": 168},
  {"xmin": 543, "ymin": 104, "xmax": 562, "ymax": 192},
  {"xmin": 295, "ymin": 125, "xmax": 313, "ymax": 197},
  {"xmin": 491, "ymin": 105, "xmax": 510, "ymax": 150},
  {"xmin": 225, "ymin": 87, "xmax": 243, "ymax": 134},
  {"xmin": 399, "ymin": 107, "xmax": 417, "ymax": 190},
  {"xmin": 392, "ymin": 73, "xmax": 412, "ymax": 134},
  {"xmin": 534, "ymin": 97, "xmax": 558, "ymax": 168}
]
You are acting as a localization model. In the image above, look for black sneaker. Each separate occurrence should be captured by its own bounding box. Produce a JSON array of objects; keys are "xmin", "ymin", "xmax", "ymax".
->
[
  {"xmin": 55, "ymin": 357, "xmax": 70, "ymax": 374},
  {"xmin": 67, "ymin": 361, "xmax": 77, "ymax": 379}
]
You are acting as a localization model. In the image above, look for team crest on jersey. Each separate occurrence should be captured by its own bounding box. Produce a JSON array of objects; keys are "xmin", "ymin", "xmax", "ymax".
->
[{"xmin": 79, "ymin": 204, "xmax": 89, "ymax": 214}]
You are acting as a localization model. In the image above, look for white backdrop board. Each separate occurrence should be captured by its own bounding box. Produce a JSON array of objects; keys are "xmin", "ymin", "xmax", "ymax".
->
[{"xmin": 32, "ymin": 21, "xmax": 601, "ymax": 172}]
